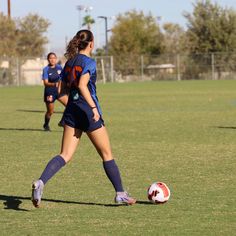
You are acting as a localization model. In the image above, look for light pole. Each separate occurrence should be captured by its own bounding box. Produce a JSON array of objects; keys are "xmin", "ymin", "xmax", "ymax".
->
[
  {"xmin": 98, "ymin": 16, "xmax": 108, "ymax": 55},
  {"xmin": 77, "ymin": 5, "xmax": 85, "ymax": 29},
  {"xmin": 7, "ymin": 0, "xmax": 11, "ymax": 18},
  {"xmin": 77, "ymin": 5, "xmax": 93, "ymax": 29}
]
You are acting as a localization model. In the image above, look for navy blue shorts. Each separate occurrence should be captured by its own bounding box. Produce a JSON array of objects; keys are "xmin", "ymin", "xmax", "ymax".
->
[
  {"xmin": 44, "ymin": 88, "xmax": 66, "ymax": 103},
  {"xmin": 63, "ymin": 101, "xmax": 104, "ymax": 132},
  {"xmin": 44, "ymin": 88, "xmax": 59, "ymax": 103}
]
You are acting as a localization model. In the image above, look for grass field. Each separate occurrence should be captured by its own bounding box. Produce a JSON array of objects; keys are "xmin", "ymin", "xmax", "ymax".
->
[{"xmin": 0, "ymin": 80, "xmax": 235, "ymax": 235}]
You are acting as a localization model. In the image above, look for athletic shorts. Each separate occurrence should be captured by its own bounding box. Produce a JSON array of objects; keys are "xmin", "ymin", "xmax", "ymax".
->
[
  {"xmin": 44, "ymin": 88, "xmax": 66, "ymax": 103},
  {"xmin": 63, "ymin": 101, "xmax": 104, "ymax": 132}
]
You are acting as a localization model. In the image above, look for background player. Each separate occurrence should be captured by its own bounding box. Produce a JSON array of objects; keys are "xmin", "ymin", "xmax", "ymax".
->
[
  {"xmin": 32, "ymin": 30, "xmax": 136, "ymax": 207},
  {"xmin": 42, "ymin": 52, "xmax": 68, "ymax": 131}
]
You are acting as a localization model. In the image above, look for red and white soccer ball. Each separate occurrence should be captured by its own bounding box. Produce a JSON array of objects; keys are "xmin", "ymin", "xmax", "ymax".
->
[{"xmin": 147, "ymin": 182, "xmax": 170, "ymax": 203}]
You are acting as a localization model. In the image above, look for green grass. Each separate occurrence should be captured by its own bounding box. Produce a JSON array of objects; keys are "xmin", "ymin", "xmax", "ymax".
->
[{"xmin": 0, "ymin": 80, "xmax": 235, "ymax": 235}]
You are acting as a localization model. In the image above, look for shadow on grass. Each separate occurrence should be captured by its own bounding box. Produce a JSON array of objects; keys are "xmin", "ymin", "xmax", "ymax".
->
[
  {"xmin": 0, "ymin": 127, "xmax": 61, "ymax": 132},
  {"xmin": 136, "ymin": 200, "xmax": 154, "ymax": 205},
  {"xmin": 1, "ymin": 195, "xmax": 29, "ymax": 211},
  {"xmin": 1, "ymin": 194, "xmax": 150, "ymax": 209},
  {"xmin": 217, "ymin": 126, "xmax": 236, "ymax": 129},
  {"xmin": 17, "ymin": 109, "xmax": 63, "ymax": 114}
]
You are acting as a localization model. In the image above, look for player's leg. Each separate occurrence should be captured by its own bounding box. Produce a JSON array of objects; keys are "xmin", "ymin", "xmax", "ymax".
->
[
  {"xmin": 57, "ymin": 95, "xmax": 68, "ymax": 127},
  {"xmin": 60, "ymin": 125, "xmax": 82, "ymax": 162},
  {"xmin": 87, "ymin": 126, "xmax": 136, "ymax": 205},
  {"xmin": 43, "ymin": 102, "xmax": 54, "ymax": 131},
  {"xmin": 58, "ymin": 94, "xmax": 68, "ymax": 106},
  {"xmin": 39, "ymin": 125, "xmax": 82, "ymax": 184},
  {"xmin": 32, "ymin": 125, "xmax": 82, "ymax": 207}
]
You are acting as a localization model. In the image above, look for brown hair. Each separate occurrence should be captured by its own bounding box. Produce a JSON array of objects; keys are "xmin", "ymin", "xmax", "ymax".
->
[
  {"xmin": 47, "ymin": 52, "xmax": 57, "ymax": 61},
  {"xmin": 64, "ymin": 30, "xmax": 94, "ymax": 60}
]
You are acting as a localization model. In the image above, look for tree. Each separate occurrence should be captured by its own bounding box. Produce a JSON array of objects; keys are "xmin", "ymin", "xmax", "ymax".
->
[
  {"xmin": 184, "ymin": 0, "xmax": 236, "ymax": 53},
  {"xmin": 0, "ymin": 13, "xmax": 50, "ymax": 84},
  {"xmin": 16, "ymin": 14, "xmax": 50, "ymax": 57},
  {"xmin": 110, "ymin": 10, "xmax": 163, "ymax": 56},
  {"xmin": 162, "ymin": 23, "xmax": 187, "ymax": 54},
  {"xmin": 0, "ymin": 13, "xmax": 17, "ymax": 56},
  {"xmin": 82, "ymin": 15, "xmax": 95, "ymax": 30},
  {"xmin": 109, "ymin": 10, "xmax": 164, "ymax": 75},
  {"xmin": 0, "ymin": 13, "xmax": 50, "ymax": 58},
  {"xmin": 183, "ymin": 0, "xmax": 236, "ymax": 79}
]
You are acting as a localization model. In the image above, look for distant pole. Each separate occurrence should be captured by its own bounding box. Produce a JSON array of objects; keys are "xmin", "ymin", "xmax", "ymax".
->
[
  {"xmin": 7, "ymin": 0, "xmax": 11, "ymax": 18},
  {"xmin": 77, "ymin": 5, "xmax": 85, "ymax": 29},
  {"xmin": 177, "ymin": 54, "xmax": 181, "ymax": 81},
  {"xmin": 211, "ymin": 53, "xmax": 215, "ymax": 80},
  {"xmin": 98, "ymin": 16, "xmax": 108, "ymax": 55},
  {"xmin": 77, "ymin": 5, "xmax": 93, "ymax": 29}
]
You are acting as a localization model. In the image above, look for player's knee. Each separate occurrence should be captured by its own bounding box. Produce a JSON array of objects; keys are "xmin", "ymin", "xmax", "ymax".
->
[
  {"xmin": 48, "ymin": 110, "xmax": 54, "ymax": 116},
  {"xmin": 60, "ymin": 153, "xmax": 73, "ymax": 163},
  {"xmin": 100, "ymin": 150, "xmax": 113, "ymax": 161}
]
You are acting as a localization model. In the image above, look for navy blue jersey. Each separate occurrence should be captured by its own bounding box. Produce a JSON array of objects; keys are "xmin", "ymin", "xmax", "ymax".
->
[
  {"xmin": 62, "ymin": 54, "xmax": 104, "ymax": 132},
  {"xmin": 42, "ymin": 64, "xmax": 62, "ymax": 103},
  {"xmin": 62, "ymin": 54, "xmax": 102, "ymax": 115},
  {"xmin": 42, "ymin": 64, "xmax": 62, "ymax": 83}
]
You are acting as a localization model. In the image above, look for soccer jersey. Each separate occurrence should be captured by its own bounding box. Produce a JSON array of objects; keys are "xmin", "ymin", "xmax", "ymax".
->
[
  {"xmin": 62, "ymin": 54, "xmax": 103, "ymax": 132},
  {"xmin": 42, "ymin": 64, "xmax": 62, "ymax": 102},
  {"xmin": 42, "ymin": 64, "xmax": 62, "ymax": 83},
  {"xmin": 62, "ymin": 54, "xmax": 102, "ymax": 115}
]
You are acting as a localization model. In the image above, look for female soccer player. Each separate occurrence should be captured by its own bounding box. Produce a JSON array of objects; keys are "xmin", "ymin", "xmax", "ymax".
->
[
  {"xmin": 42, "ymin": 52, "xmax": 68, "ymax": 131},
  {"xmin": 32, "ymin": 30, "xmax": 136, "ymax": 207}
]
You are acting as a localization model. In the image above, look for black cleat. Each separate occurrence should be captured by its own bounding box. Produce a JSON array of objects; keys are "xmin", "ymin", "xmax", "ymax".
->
[{"xmin": 43, "ymin": 124, "xmax": 51, "ymax": 131}]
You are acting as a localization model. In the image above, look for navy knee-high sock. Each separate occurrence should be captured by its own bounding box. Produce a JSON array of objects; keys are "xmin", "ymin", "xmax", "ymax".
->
[
  {"xmin": 44, "ymin": 115, "xmax": 50, "ymax": 126},
  {"xmin": 40, "ymin": 155, "xmax": 66, "ymax": 185},
  {"xmin": 103, "ymin": 159, "xmax": 124, "ymax": 192}
]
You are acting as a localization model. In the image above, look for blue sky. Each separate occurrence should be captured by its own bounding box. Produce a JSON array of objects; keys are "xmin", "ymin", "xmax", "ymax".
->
[{"xmin": 1, "ymin": 0, "xmax": 235, "ymax": 55}]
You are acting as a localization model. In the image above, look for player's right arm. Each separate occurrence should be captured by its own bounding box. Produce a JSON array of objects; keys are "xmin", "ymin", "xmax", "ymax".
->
[
  {"xmin": 42, "ymin": 67, "xmax": 58, "ymax": 88},
  {"xmin": 43, "ymin": 79, "xmax": 59, "ymax": 88}
]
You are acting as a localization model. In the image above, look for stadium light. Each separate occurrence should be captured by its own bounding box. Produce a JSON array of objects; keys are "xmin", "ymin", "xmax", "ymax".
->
[
  {"xmin": 98, "ymin": 16, "xmax": 108, "ymax": 55},
  {"xmin": 76, "ymin": 5, "xmax": 93, "ymax": 29}
]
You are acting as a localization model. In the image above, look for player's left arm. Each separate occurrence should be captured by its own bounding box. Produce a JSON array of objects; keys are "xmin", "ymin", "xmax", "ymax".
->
[
  {"xmin": 58, "ymin": 64, "xmax": 69, "ymax": 96},
  {"xmin": 78, "ymin": 73, "xmax": 100, "ymax": 122}
]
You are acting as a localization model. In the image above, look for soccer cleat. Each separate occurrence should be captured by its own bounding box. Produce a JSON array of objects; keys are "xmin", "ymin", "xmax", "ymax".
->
[
  {"xmin": 115, "ymin": 191, "xmax": 136, "ymax": 205},
  {"xmin": 31, "ymin": 179, "xmax": 44, "ymax": 208},
  {"xmin": 43, "ymin": 124, "xmax": 51, "ymax": 131}
]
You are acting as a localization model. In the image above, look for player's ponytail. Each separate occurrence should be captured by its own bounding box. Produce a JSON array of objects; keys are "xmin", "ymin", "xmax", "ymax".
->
[{"xmin": 65, "ymin": 30, "xmax": 94, "ymax": 60}]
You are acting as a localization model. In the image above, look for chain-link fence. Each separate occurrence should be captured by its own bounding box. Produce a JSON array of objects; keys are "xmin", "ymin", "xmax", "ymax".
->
[{"xmin": 1, "ymin": 52, "xmax": 236, "ymax": 86}]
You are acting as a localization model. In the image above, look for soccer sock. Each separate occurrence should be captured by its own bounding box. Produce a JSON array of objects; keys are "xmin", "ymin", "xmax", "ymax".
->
[
  {"xmin": 44, "ymin": 114, "xmax": 50, "ymax": 126},
  {"xmin": 39, "ymin": 155, "xmax": 66, "ymax": 185},
  {"xmin": 103, "ymin": 159, "xmax": 124, "ymax": 192}
]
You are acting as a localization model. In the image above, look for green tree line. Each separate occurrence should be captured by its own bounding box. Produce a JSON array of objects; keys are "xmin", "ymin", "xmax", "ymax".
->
[
  {"xmin": 1, "ymin": 0, "xmax": 235, "ymax": 58},
  {"xmin": 0, "ymin": 0, "xmax": 236, "ymax": 81},
  {"xmin": 0, "ymin": 13, "xmax": 50, "ymax": 58},
  {"xmin": 109, "ymin": 0, "xmax": 236, "ymax": 56}
]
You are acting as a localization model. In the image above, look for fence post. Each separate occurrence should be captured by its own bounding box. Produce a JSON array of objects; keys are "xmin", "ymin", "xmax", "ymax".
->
[
  {"xmin": 211, "ymin": 53, "xmax": 215, "ymax": 80},
  {"xmin": 110, "ymin": 56, "xmax": 114, "ymax": 82},
  {"xmin": 101, "ymin": 58, "xmax": 106, "ymax": 84},
  {"xmin": 141, "ymin": 55, "xmax": 144, "ymax": 80},
  {"xmin": 17, "ymin": 57, "xmax": 22, "ymax": 86},
  {"xmin": 177, "ymin": 54, "xmax": 181, "ymax": 81}
]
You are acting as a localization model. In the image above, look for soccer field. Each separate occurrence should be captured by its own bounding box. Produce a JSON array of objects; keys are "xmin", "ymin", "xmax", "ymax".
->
[{"xmin": 0, "ymin": 80, "xmax": 235, "ymax": 235}]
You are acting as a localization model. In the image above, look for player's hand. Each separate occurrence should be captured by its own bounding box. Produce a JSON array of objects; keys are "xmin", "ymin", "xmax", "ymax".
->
[{"xmin": 92, "ymin": 108, "xmax": 100, "ymax": 122}]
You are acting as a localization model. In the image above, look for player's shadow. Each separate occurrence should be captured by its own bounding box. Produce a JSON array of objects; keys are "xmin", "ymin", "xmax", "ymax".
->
[
  {"xmin": 136, "ymin": 200, "xmax": 154, "ymax": 205},
  {"xmin": 217, "ymin": 126, "xmax": 236, "ymax": 130},
  {"xmin": 17, "ymin": 109, "xmax": 63, "ymax": 114},
  {"xmin": 0, "ymin": 127, "xmax": 46, "ymax": 132},
  {"xmin": 0, "ymin": 194, "xmax": 129, "ymax": 209},
  {"xmin": 1, "ymin": 195, "xmax": 29, "ymax": 211}
]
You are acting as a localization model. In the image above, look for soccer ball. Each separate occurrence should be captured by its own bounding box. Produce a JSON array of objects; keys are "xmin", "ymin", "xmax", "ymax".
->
[{"xmin": 147, "ymin": 182, "xmax": 170, "ymax": 203}]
